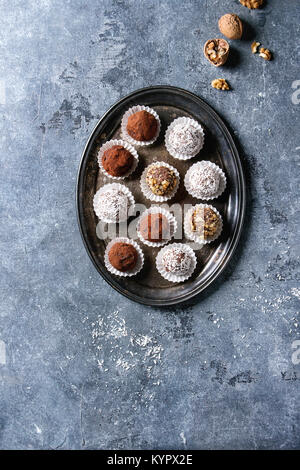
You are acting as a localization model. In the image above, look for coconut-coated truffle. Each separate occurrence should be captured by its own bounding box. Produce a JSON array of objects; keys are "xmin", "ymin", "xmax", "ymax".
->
[
  {"xmin": 108, "ymin": 242, "xmax": 138, "ymax": 272},
  {"xmin": 168, "ymin": 122, "xmax": 204, "ymax": 157},
  {"xmin": 93, "ymin": 187, "xmax": 129, "ymax": 222},
  {"xmin": 161, "ymin": 246, "xmax": 192, "ymax": 275},
  {"xmin": 186, "ymin": 162, "xmax": 222, "ymax": 199},
  {"xmin": 102, "ymin": 145, "xmax": 134, "ymax": 177},
  {"xmin": 139, "ymin": 213, "xmax": 170, "ymax": 242},
  {"xmin": 146, "ymin": 165, "xmax": 178, "ymax": 196},
  {"xmin": 127, "ymin": 110, "xmax": 158, "ymax": 141}
]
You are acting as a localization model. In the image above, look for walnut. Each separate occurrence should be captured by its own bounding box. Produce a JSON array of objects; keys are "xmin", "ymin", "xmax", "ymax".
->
[
  {"xmin": 204, "ymin": 38, "xmax": 230, "ymax": 67},
  {"xmin": 211, "ymin": 79, "xmax": 230, "ymax": 91},
  {"xmin": 259, "ymin": 47, "xmax": 272, "ymax": 61},
  {"xmin": 251, "ymin": 41, "xmax": 261, "ymax": 54},
  {"xmin": 218, "ymin": 14, "xmax": 243, "ymax": 40},
  {"xmin": 240, "ymin": 0, "xmax": 264, "ymax": 9}
]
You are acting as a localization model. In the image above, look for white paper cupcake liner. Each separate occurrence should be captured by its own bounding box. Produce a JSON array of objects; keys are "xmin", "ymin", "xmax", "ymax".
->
[
  {"xmin": 93, "ymin": 183, "xmax": 135, "ymax": 224},
  {"xmin": 140, "ymin": 161, "xmax": 180, "ymax": 202},
  {"xmin": 156, "ymin": 243, "xmax": 197, "ymax": 283},
  {"xmin": 165, "ymin": 116, "xmax": 205, "ymax": 160},
  {"xmin": 137, "ymin": 206, "xmax": 177, "ymax": 247},
  {"xmin": 97, "ymin": 139, "xmax": 139, "ymax": 180},
  {"xmin": 184, "ymin": 204, "xmax": 223, "ymax": 244},
  {"xmin": 121, "ymin": 105, "xmax": 161, "ymax": 146},
  {"xmin": 104, "ymin": 237, "xmax": 144, "ymax": 277},
  {"xmin": 184, "ymin": 161, "xmax": 226, "ymax": 200}
]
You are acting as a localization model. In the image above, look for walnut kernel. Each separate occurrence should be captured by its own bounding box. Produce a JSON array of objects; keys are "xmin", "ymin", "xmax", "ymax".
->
[
  {"xmin": 251, "ymin": 41, "xmax": 261, "ymax": 54},
  {"xmin": 240, "ymin": 0, "xmax": 264, "ymax": 9},
  {"xmin": 211, "ymin": 79, "xmax": 230, "ymax": 91},
  {"xmin": 259, "ymin": 47, "xmax": 272, "ymax": 61}
]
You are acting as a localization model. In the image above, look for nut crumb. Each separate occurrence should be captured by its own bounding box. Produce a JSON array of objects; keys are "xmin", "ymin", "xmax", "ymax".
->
[
  {"xmin": 211, "ymin": 79, "xmax": 230, "ymax": 91},
  {"xmin": 259, "ymin": 47, "xmax": 272, "ymax": 61},
  {"xmin": 240, "ymin": 0, "xmax": 264, "ymax": 9},
  {"xmin": 251, "ymin": 41, "xmax": 261, "ymax": 54}
]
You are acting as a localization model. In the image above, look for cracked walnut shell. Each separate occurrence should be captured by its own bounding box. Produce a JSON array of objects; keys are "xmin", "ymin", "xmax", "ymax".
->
[
  {"xmin": 211, "ymin": 79, "xmax": 230, "ymax": 91},
  {"xmin": 240, "ymin": 0, "xmax": 264, "ymax": 8},
  {"xmin": 204, "ymin": 38, "xmax": 230, "ymax": 67},
  {"xmin": 259, "ymin": 47, "xmax": 272, "ymax": 61}
]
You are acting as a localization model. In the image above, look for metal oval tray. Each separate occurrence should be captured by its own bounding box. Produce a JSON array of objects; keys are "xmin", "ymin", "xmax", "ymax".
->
[{"xmin": 76, "ymin": 86, "xmax": 245, "ymax": 306}]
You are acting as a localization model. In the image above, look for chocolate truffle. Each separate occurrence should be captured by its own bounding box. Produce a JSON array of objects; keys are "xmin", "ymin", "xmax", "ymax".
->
[
  {"xmin": 186, "ymin": 162, "xmax": 223, "ymax": 199},
  {"xmin": 102, "ymin": 145, "xmax": 134, "ymax": 177},
  {"xmin": 167, "ymin": 121, "xmax": 204, "ymax": 157},
  {"xmin": 218, "ymin": 14, "xmax": 243, "ymax": 40},
  {"xmin": 191, "ymin": 206, "xmax": 221, "ymax": 240},
  {"xmin": 139, "ymin": 213, "xmax": 170, "ymax": 242},
  {"xmin": 161, "ymin": 246, "xmax": 192, "ymax": 275},
  {"xmin": 146, "ymin": 165, "xmax": 178, "ymax": 196},
  {"xmin": 127, "ymin": 110, "xmax": 158, "ymax": 142},
  {"xmin": 93, "ymin": 187, "xmax": 129, "ymax": 222},
  {"xmin": 108, "ymin": 242, "xmax": 138, "ymax": 272}
]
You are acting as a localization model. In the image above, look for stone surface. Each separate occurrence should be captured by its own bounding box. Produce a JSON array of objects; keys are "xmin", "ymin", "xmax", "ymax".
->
[{"xmin": 0, "ymin": 0, "xmax": 299, "ymax": 450}]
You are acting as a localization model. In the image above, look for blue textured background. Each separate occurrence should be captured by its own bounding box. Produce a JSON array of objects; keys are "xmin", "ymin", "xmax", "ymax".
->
[{"xmin": 0, "ymin": 0, "xmax": 299, "ymax": 450}]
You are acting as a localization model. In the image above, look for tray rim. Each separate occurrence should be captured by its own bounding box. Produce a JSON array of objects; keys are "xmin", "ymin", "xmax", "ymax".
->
[{"xmin": 76, "ymin": 85, "xmax": 246, "ymax": 306}]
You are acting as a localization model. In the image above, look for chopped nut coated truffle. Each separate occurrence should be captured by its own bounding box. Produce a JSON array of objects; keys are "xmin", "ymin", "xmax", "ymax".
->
[
  {"xmin": 146, "ymin": 166, "xmax": 177, "ymax": 196},
  {"xmin": 191, "ymin": 206, "xmax": 221, "ymax": 241}
]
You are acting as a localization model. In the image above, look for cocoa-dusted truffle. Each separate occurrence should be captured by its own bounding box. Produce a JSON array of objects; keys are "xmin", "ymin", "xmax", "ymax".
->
[
  {"xmin": 218, "ymin": 14, "xmax": 243, "ymax": 40},
  {"xmin": 167, "ymin": 121, "xmax": 204, "ymax": 157},
  {"xmin": 161, "ymin": 246, "xmax": 192, "ymax": 275},
  {"xmin": 102, "ymin": 145, "xmax": 134, "ymax": 177},
  {"xmin": 139, "ymin": 213, "xmax": 170, "ymax": 242},
  {"xmin": 127, "ymin": 110, "xmax": 158, "ymax": 142},
  {"xmin": 191, "ymin": 206, "xmax": 221, "ymax": 240},
  {"xmin": 146, "ymin": 165, "xmax": 178, "ymax": 196},
  {"xmin": 108, "ymin": 242, "xmax": 138, "ymax": 272}
]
